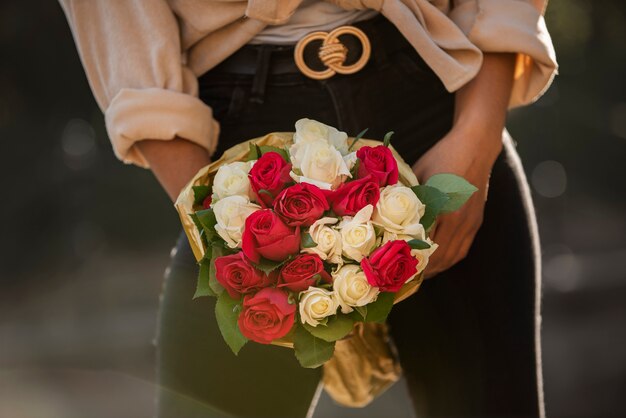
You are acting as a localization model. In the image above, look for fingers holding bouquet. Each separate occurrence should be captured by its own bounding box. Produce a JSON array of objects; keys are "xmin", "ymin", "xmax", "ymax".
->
[{"xmin": 412, "ymin": 127, "xmax": 502, "ymax": 278}]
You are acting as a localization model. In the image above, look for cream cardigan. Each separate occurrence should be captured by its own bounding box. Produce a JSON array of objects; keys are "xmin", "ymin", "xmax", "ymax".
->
[{"xmin": 59, "ymin": 0, "xmax": 558, "ymax": 167}]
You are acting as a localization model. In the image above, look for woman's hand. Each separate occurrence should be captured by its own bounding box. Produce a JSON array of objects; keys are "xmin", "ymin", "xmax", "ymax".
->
[
  {"xmin": 136, "ymin": 137, "xmax": 211, "ymax": 202},
  {"xmin": 413, "ymin": 125, "xmax": 502, "ymax": 278},
  {"xmin": 414, "ymin": 52, "xmax": 517, "ymax": 278}
]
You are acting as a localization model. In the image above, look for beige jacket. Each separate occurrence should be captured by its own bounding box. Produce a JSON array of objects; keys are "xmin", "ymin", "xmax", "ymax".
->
[{"xmin": 60, "ymin": 0, "xmax": 558, "ymax": 167}]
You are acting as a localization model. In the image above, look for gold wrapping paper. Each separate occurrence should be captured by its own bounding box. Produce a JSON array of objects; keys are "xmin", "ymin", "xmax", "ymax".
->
[
  {"xmin": 323, "ymin": 322, "xmax": 402, "ymax": 407},
  {"xmin": 174, "ymin": 132, "xmax": 425, "ymax": 407}
]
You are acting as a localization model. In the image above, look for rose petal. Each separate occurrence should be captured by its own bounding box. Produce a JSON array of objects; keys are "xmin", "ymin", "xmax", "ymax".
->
[{"xmin": 256, "ymin": 231, "xmax": 301, "ymax": 261}]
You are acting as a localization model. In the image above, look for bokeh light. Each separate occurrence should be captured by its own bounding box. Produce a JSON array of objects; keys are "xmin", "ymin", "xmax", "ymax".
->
[
  {"xmin": 61, "ymin": 118, "xmax": 98, "ymax": 170},
  {"xmin": 531, "ymin": 160, "xmax": 568, "ymax": 198},
  {"xmin": 543, "ymin": 244, "xmax": 581, "ymax": 293}
]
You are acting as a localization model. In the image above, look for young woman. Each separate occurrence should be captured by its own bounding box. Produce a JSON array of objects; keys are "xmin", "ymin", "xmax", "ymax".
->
[{"xmin": 60, "ymin": 1, "xmax": 557, "ymax": 416}]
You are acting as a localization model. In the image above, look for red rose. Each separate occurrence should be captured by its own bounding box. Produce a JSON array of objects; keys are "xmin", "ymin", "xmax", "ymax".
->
[
  {"xmin": 274, "ymin": 183, "xmax": 330, "ymax": 227},
  {"xmin": 277, "ymin": 254, "xmax": 331, "ymax": 292},
  {"xmin": 356, "ymin": 145, "xmax": 399, "ymax": 186},
  {"xmin": 328, "ymin": 175, "xmax": 380, "ymax": 216},
  {"xmin": 242, "ymin": 209, "xmax": 300, "ymax": 263},
  {"xmin": 249, "ymin": 152, "xmax": 293, "ymax": 207},
  {"xmin": 202, "ymin": 195, "xmax": 212, "ymax": 209},
  {"xmin": 238, "ymin": 288, "xmax": 296, "ymax": 344},
  {"xmin": 361, "ymin": 240, "xmax": 418, "ymax": 292},
  {"xmin": 215, "ymin": 252, "xmax": 275, "ymax": 299}
]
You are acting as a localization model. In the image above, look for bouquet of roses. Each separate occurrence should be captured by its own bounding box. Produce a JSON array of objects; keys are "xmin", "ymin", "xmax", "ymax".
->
[{"xmin": 175, "ymin": 119, "xmax": 477, "ymax": 368}]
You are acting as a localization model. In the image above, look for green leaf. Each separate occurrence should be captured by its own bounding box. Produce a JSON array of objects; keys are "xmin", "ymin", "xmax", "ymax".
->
[
  {"xmin": 293, "ymin": 323, "xmax": 335, "ymax": 368},
  {"xmin": 287, "ymin": 293, "xmax": 297, "ymax": 305},
  {"xmin": 365, "ymin": 292, "xmax": 395, "ymax": 323},
  {"xmin": 383, "ymin": 131, "xmax": 394, "ymax": 147},
  {"xmin": 426, "ymin": 173, "xmax": 478, "ymax": 213},
  {"xmin": 301, "ymin": 233, "xmax": 317, "ymax": 249},
  {"xmin": 209, "ymin": 244, "xmax": 225, "ymax": 296},
  {"xmin": 259, "ymin": 145, "xmax": 290, "ymax": 162},
  {"xmin": 215, "ymin": 292, "xmax": 248, "ymax": 355},
  {"xmin": 254, "ymin": 256, "xmax": 290, "ymax": 274},
  {"xmin": 194, "ymin": 257, "xmax": 216, "ymax": 298},
  {"xmin": 411, "ymin": 185, "xmax": 450, "ymax": 231},
  {"xmin": 192, "ymin": 185, "xmax": 212, "ymax": 206},
  {"xmin": 317, "ymin": 283, "xmax": 333, "ymax": 291},
  {"xmin": 316, "ymin": 316, "xmax": 329, "ymax": 326},
  {"xmin": 341, "ymin": 255, "xmax": 354, "ymax": 265},
  {"xmin": 349, "ymin": 159, "xmax": 360, "ymax": 179},
  {"xmin": 247, "ymin": 142, "xmax": 261, "ymax": 161},
  {"xmin": 190, "ymin": 212, "xmax": 204, "ymax": 234},
  {"xmin": 190, "ymin": 213, "xmax": 210, "ymax": 249},
  {"xmin": 302, "ymin": 314, "xmax": 354, "ymax": 342},
  {"xmin": 354, "ymin": 305, "xmax": 367, "ymax": 319},
  {"xmin": 348, "ymin": 128, "xmax": 369, "ymax": 151},
  {"xmin": 257, "ymin": 189, "xmax": 274, "ymax": 199},
  {"xmin": 348, "ymin": 308, "xmax": 365, "ymax": 322},
  {"xmin": 323, "ymin": 209, "xmax": 338, "ymax": 219},
  {"xmin": 313, "ymin": 274, "xmax": 324, "ymax": 286},
  {"xmin": 202, "ymin": 239, "xmax": 214, "ymax": 260},
  {"xmin": 373, "ymin": 224, "xmax": 385, "ymax": 237},
  {"xmin": 407, "ymin": 239, "xmax": 431, "ymax": 250},
  {"xmin": 195, "ymin": 208, "xmax": 219, "ymax": 242}
]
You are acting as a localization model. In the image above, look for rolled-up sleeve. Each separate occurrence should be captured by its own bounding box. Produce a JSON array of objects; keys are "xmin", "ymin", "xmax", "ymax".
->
[
  {"xmin": 449, "ymin": 0, "xmax": 558, "ymax": 108},
  {"xmin": 59, "ymin": 0, "xmax": 219, "ymax": 167}
]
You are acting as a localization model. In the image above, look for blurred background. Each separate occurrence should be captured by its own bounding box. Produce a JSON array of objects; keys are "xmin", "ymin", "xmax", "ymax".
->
[{"xmin": 1, "ymin": 1, "xmax": 624, "ymax": 417}]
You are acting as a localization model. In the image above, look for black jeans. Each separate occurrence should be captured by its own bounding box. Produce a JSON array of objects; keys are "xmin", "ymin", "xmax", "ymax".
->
[{"xmin": 157, "ymin": 16, "xmax": 543, "ymax": 418}]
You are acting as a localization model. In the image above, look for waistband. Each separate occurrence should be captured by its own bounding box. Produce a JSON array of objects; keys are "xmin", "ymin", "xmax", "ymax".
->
[
  {"xmin": 202, "ymin": 15, "xmax": 428, "ymax": 104},
  {"xmin": 207, "ymin": 15, "xmax": 419, "ymax": 77}
]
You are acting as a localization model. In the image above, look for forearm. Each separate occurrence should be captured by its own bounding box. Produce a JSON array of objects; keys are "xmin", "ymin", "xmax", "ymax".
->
[
  {"xmin": 452, "ymin": 52, "xmax": 517, "ymax": 161},
  {"xmin": 136, "ymin": 137, "xmax": 211, "ymax": 202},
  {"xmin": 413, "ymin": 53, "xmax": 517, "ymax": 276}
]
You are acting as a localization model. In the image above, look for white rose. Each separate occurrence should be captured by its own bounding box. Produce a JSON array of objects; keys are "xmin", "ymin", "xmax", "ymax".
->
[
  {"xmin": 333, "ymin": 264, "xmax": 379, "ymax": 314},
  {"xmin": 299, "ymin": 286, "xmax": 339, "ymax": 327},
  {"xmin": 413, "ymin": 238, "xmax": 439, "ymax": 274},
  {"xmin": 338, "ymin": 205, "xmax": 377, "ymax": 262},
  {"xmin": 294, "ymin": 118, "xmax": 349, "ymax": 155},
  {"xmin": 302, "ymin": 217, "xmax": 343, "ymax": 265},
  {"xmin": 212, "ymin": 195, "xmax": 260, "ymax": 248},
  {"xmin": 373, "ymin": 185, "xmax": 426, "ymax": 238},
  {"xmin": 381, "ymin": 231, "xmax": 419, "ymax": 244},
  {"xmin": 212, "ymin": 161, "xmax": 253, "ymax": 200},
  {"xmin": 343, "ymin": 151, "xmax": 358, "ymax": 171},
  {"xmin": 381, "ymin": 232, "xmax": 438, "ymax": 276},
  {"xmin": 289, "ymin": 140, "xmax": 351, "ymax": 189}
]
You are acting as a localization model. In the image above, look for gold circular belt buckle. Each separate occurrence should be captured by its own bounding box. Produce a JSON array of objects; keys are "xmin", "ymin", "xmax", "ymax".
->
[{"xmin": 294, "ymin": 26, "xmax": 371, "ymax": 80}]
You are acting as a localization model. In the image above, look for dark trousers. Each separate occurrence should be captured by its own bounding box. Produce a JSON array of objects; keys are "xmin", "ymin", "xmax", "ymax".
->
[{"xmin": 157, "ymin": 16, "xmax": 543, "ymax": 418}]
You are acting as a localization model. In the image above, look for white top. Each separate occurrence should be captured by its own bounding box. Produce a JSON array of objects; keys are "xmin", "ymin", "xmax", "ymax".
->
[{"xmin": 249, "ymin": 0, "xmax": 378, "ymax": 45}]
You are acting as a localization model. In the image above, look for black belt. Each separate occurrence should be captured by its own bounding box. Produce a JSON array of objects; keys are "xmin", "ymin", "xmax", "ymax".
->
[
  {"xmin": 207, "ymin": 14, "xmax": 416, "ymax": 77},
  {"xmin": 203, "ymin": 15, "xmax": 422, "ymax": 103}
]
